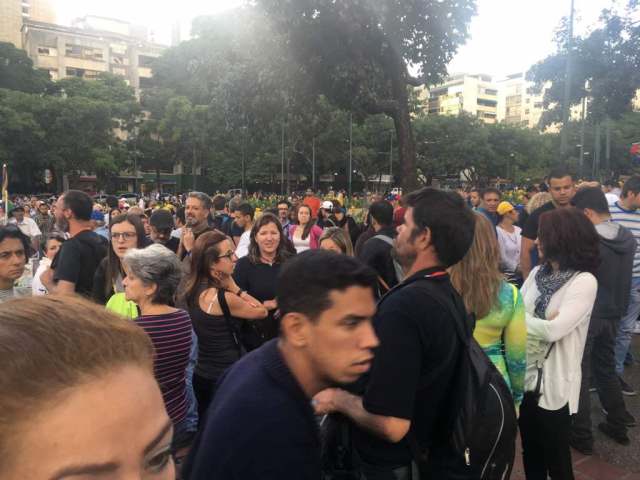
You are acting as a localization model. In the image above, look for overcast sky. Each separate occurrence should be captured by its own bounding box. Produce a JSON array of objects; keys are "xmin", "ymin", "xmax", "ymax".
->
[{"xmin": 56, "ymin": 0, "xmax": 624, "ymax": 80}]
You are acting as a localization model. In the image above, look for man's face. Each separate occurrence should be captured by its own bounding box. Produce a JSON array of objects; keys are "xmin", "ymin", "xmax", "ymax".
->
[
  {"xmin": 549, "ymin": 176, "xmax": 575, "ymax": 206},
  {"xmin": 234, "ymin": 211, "xmax": 248, "ymax": 229},
  {"xmin": 306, "ymin": 286, "xmax": 379, "ymax": 385},
  {"xmin": 150, "ymin": 226, "xmax": 171, "ymax": 244},
  {"xmin": 469, "ymin": 192, "xmax": 481, "ymax": 207},
  {"xmin": 185, "ymin": 197, "xmax": 209, "ymax": 227},
  {"xmin": 38, "ymin": 204, "xmax": 49, "ymax": 216},
  {"xmin": 12, "ymin": 210, "xmax": 24, "ymax": 223},
  {"xmin": 54, "ymin": 196, "xmax": 70, "ymax": 232},
  {"xmin": 277, "ymin": 203, "xmax": 289, "ymax": 222},
  {"xmin": 393, "ymin": 207, "xmax": 420, "ymax": 271},
  {"xmin": 0, "ymin": 237, "xmax": 26, "ymax": 285},
  {"xmin": 30, "ymin": 197, "xmax": 37, "ymax": 207},
  {"xmin": 482, "ymin": 193, "xmax": 500, "ymax": 213}
]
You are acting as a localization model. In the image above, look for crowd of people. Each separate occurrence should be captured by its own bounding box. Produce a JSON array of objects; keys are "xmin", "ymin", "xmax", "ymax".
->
[{"xmin": 0, "ymin": 172, "xmax": 638, "ymax": 480}]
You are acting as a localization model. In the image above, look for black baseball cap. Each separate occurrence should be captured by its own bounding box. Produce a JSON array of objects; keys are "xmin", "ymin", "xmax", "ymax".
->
[{"xmin": 149, "ymin": 210, "xmax": 174, "ymax": 230}]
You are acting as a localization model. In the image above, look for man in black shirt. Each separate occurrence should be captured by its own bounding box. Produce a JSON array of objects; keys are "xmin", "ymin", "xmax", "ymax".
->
[
  {"xmin": 520, "ymin": 168, "xmax": 575, "ymax": 278},
  {"xmin": 148, "ymin": 209, "xmax": 179, "ymax": 253},
  {"xmin": 313, "ymin": 188, "xmax": 475, "ymax": 479},
  {"xmin": 185, "ymin": 250, "xmax": 379, "ymax": 479},
  {"xmin": 41, "ymin": 190, "xmax": 108, "ymax": 296},
  {"xmin": 178, "ymin": 192, "xmax": 214, "ymax": 260},
  {"xmin": 359, "ymin": 200, "xmax": 398, "ymax": 293}
]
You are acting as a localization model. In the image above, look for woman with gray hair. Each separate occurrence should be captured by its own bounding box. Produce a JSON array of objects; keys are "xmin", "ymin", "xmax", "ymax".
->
[{"xmin": 122, "ymin": 243, "xmax": 194, "ymax": 453}]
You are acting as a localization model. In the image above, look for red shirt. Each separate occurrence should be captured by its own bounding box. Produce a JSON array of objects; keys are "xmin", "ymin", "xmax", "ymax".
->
[{"xmin": 303, "ymin": 196, "xmax": 321, "ymax": 218}]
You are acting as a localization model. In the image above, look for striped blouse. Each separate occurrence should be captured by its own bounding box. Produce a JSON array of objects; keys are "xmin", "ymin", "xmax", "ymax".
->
[
  {"xmin": 136, "ymin": 309, "xmax": 193, "ymax": 426},
  {"xmin": 610, "ymin": 201, "xmax": 640, "ymax": 280}
]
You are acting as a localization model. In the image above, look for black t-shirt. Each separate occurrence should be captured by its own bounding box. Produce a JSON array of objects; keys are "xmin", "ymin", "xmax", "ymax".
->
[
  {"xmin": 521, "ymin": 201, "xmax": 555, "ymax": 240},
  {"xmin": 358, "ymin": 226, "xmax": 398, "ymax": 292},
  {"xmin": 52, "ymin": 230, "xmax": 108, "ymax": 297},
  {"xmin": 353, "ymin": 268, "xmax": 463, "ymax": 468}
]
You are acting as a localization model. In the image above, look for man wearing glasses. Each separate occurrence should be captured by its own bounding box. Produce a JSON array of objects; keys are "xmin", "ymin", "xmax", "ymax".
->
[
  {"xmin": 149, "ymin": 209, "xmax": 179, "ymax": 253},
  {"xmin": 277, "ymin": 199, "xmax": 291, "ymax": 230}
]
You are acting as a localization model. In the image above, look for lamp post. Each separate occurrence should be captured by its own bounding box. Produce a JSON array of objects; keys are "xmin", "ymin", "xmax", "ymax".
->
[{"xmin": 348, "ymin": 112, "xmax": 353, "ymax": 198}]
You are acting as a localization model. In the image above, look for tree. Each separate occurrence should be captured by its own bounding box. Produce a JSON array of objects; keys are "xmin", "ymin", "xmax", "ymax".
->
[
  {"xmin": 0, "ymin": 42, "xmax": 54, "ymax": 94},
  {"xmin": 257, "ymin": 0, "xmax": 477, "ymax": 191}
]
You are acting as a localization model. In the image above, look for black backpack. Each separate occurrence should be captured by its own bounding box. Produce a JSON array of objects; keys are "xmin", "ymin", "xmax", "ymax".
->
[{"xmin": 410, "ymin": 278, "xmax": 517, "ymax": 480}]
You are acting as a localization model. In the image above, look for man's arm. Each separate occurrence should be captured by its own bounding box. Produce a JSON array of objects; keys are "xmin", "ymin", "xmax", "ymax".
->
[
  {"xmin": 520, "ymin": 237, "xmax": 534, "ymax": 280},
  {"xmin": 40, "ymin": 267, "xmax": 75, "ymax": 295},
  {"xmin": 314, "ymin": 388, "xmax": 410, "ymax": 443}
]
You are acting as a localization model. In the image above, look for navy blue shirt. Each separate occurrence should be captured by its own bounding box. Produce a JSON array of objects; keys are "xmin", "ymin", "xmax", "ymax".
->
[{"xmin": 185, "ymin": 339, "xmax": 321, "ymax": 479}]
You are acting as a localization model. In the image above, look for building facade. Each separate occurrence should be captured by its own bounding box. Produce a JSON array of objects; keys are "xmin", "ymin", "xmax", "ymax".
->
[
  {"xmin": 496, "ymin": 73, "xmax": 547, "ymax": 129},
  {"xmin": 0, "ymin": 0, "xmax": 55, "ymax": 47},
  {"xmin": 22, "ymin": 16, "xmax": 165, "ymax": 94},
  {"xmin": 426, "ymin": 73, "xmax": 499, "ymax": 124}
]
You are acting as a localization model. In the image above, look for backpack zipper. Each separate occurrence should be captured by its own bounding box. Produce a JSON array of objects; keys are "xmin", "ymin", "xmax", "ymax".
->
[{"xmin": 480, "ymin": 383, "xmax": 505, "ymax": 478}]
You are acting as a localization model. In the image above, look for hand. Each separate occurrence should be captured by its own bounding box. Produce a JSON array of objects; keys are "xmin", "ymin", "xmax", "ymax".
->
[
  {"xmin": 40, "ymin": 266, "xmax": 53, "ymax": 289},
  {"xmin": 263, "ymin": 299, "xmax": 278, "ymax": 311},
  {"xmin": 548, "ymin": 311, "xmax": 559, "ymax": 320},
  {"xmin": 182, "ymin": 228, "xmax": 195, "ymax": 253},
  {"xmin": 312, "ymin": 388, "xmax": 342, "ymax": 415}
]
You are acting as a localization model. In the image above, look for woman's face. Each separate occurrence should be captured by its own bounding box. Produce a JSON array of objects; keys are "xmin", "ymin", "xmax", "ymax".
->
[
  {"xmin": 45, "ymin": 239, "xmax": 62, "ymax": 260},
  {"xmin": 256, "ymin": 222, "xmax": 280, "ymax": 257},
  {"xmin": 111, "ymin": 221, "xmax": 138, "ymax": 259},
  {"xmin": 4, "ymin": 366, "xmax": 174, "ymax": 480},
  {"xmin": 509, "ymin": 209, "xmax": 519, "ymax": 222},
  {"xmin": 298, "ymin": 207, "xmax": 311, "ymax": 225},
  {"xmin": 320, "ymin": 238, "xmax": 343, "ymax": 254},
  {"xmin": 210, "ymin": 239, "xmax": 237, "ymax": 279},
  {"xmin": 122, "ymin": 267, "xmax": 152, "ymax": 304}
]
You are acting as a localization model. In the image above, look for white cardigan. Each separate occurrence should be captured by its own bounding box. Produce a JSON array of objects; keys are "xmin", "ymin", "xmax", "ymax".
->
[{"xmin": 521, "ymin": 267, "xmax": 597, "ymax": 413}]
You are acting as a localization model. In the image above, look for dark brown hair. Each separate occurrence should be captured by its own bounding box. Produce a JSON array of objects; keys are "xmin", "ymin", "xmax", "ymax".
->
[
  {"xmin": 538, "ymin": 207, "xmax": 600, "ymax": 274},
  {"xmin": 103, "ymin": 213, "xmax": 146, "ymax": 298},
  {"xmin": 296, "ymin": 204, "xmax": 314, "ymax": 240},
  {"xmin": 0, "ymin": 296, "xmax": 153, "ymax": 468},
  {"xmin": 247, "ymin": 213, "xmax": 296, "ymax": 265},
  {"xmin": 183, "ymin": 230, "xmax": 230, "ymax": 308}
]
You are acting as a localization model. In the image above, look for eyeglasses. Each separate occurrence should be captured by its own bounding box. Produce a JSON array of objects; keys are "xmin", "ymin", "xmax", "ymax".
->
[
  {"xmin": 218, "ymin": 250, "xmax": 236, "ymax": 260},
  {"xmin": 110, "ymin": 232, "xmax": 137, "ymax": 240}
]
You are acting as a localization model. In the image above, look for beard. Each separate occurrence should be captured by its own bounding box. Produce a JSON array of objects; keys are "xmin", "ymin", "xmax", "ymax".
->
[
  {"xmin": 391, "ymin": 245, "xmax": 416, "ymax": 274},
  {"xmin": 56, "ymin": 216, "xmax": 69, "ymax": 233}
]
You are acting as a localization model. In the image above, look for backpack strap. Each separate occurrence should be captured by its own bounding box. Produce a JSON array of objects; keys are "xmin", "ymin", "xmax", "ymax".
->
[
  {"xmin": 217, "ymin": 289, "xmax": 245, "ymax": 355},
  {"xmin": 372, "ymin": 234, "xmax": 394, "ymax": 247}
]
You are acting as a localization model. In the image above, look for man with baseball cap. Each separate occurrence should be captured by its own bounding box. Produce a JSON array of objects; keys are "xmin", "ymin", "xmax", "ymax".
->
[{"xmin": 149, "ymin": 209, "xmax": 179, "ymax": 253}]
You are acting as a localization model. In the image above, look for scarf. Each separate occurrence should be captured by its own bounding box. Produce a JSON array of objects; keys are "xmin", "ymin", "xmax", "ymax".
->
[{"xmin": 534, "ymin": 263, "xmax": 575, "ymax": 319}]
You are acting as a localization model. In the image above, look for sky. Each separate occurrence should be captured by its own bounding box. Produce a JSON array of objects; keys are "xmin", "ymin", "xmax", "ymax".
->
[{"xmin": 55, "ymin": 0, "xmax": 626, "ymax": 80}]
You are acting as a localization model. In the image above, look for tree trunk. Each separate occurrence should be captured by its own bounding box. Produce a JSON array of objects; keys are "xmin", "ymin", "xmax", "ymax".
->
[{"xmin": 392, "ymin": 104, "xmax": 417, "ymax": 193}]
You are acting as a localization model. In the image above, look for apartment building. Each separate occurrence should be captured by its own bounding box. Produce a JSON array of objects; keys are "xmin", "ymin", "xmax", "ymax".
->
[
  {"xmin": 426, "ymin": 73, "xmax": 499, "ymax": 124},
  {"xmin": 22, "ymin": 15, "xmax": 165, "ymax": 94},
  {"xmin": 0, "ymin": 0, "xmax": 55, "ymax": 46},
  {"xmin": 496, "ymin": 73, "xmax": 547, "ymax": 129}
]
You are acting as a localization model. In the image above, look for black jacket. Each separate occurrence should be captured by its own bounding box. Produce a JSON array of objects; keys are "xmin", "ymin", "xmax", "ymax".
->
[{"xmin": 593, "ymin": 221, "xmax": 636, "ymax": 319}]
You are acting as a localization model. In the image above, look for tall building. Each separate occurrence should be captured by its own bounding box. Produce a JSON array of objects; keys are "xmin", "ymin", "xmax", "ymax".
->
[
  {"xmin": 0, "ymin": 0, "xmax": 55, "ymax": 47},
  {"xmin": 426, "ymin": 73, "xmax": 499, "ymax": 124},
  {"xmin": 496, "ymin": 73, "xmax": 546, "ymax": 129},
  {"xmin": 22, "ymin": 16, "xmax": 165, "ymax": 94}
]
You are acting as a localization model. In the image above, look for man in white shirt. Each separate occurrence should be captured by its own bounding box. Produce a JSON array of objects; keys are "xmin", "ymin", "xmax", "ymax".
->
[
  {"xmin": 233, "ymin": 203, "xmax": 255, "ymax": 258},
  {"xmin": 9, "ymin": 206, "xmax": 41, "ymax": 253}
]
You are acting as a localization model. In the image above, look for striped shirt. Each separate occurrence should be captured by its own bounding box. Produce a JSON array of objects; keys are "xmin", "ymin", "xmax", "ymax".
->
[
  {"xmin": 136, "ymin": 309, "xmax": 193, "ymax": 426},
  {"xmin": 610, "ymin": 201, "xmax": 640, "ymax": 279}
]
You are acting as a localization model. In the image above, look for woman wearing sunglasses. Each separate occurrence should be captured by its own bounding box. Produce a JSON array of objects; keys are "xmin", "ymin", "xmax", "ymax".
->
[{"xmin": 182, "ymin": 231, "xmax": 268, "ymax": 421}]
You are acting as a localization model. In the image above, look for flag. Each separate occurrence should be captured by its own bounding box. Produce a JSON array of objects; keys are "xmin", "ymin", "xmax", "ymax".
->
[{"xmin": 2, "ymin": 164, "xmax": 8, "ymax": 224}]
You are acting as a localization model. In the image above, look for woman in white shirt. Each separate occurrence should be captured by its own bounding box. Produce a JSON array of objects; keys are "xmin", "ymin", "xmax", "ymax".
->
[
  {"xmin": 496, "ymin": 201, "xmax": 522, "ymax": 283},
  {"xmin": 519, "ymin": 207, "xmax": 599, "ymax": 480},
  {"xmin": 32, "ymin": 234, "xmax": 65, "ymax": 296}
]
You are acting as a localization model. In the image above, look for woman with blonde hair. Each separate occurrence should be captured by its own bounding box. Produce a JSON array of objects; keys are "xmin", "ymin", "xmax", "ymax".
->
[
  {"xmin": 450, "ymin": 212, "xmax": 527, "ymax": 410},
  {"xmin": 319, "ymin": 226, "xmax": 354, "ymax": 256}
]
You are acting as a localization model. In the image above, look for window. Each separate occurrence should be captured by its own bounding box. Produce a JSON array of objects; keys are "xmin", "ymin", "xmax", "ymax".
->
[
  {"xmin": 37, "ymin": 46, "xmax": 56, "ymax": 56},
  {"xmin": 525, "ymin": 109, "xmax": 530, "ymax": 115},
  {"xmin": 138, "ymin": 55, "xmax": 156, "ymax": 68},
  {"xmin": 477, "ymin": 98, "xmax": 497, "ymax": 107},
  {"xmin": 66, "ymin": 67, "xmax": 84, "ymax": 77},
  {"xmin": 534, "ymin": 102, "xmax": 543, "ymax": 109},
  {"xmin": 65, "ymin": 44, "xmax": 83, "ymax": 57},
  {"xmin": 525, "ymin": 98, "xmax": 530, "ymax": 104},
  {"xmin": 112, "ymin": 67, "xmax": 126, "ymax": 76},
  {"xmin": 22, "ymin": 6, "xmax": 29, "ymax": 14},
  {"xmin": 483, "ymin": 113, "xmax": 497, "ymax": 118},
  {"xmin": 485, "ymin": 88, "xmax": 498, "ymax": 96}
]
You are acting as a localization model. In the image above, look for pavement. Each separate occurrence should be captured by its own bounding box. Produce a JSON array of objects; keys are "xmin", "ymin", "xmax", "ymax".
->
[{"xmin": 512, "ymin": 335, "xmax": 640, "ymax": 480}]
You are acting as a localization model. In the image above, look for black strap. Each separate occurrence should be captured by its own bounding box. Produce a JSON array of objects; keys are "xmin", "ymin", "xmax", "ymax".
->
[
  {"xmin": 217, "ymin": 289, "xmax": 245, "ymax": 355},
  {"xmin": 533, "ymin": 343, "xmax": 555, "ymax": 397}
]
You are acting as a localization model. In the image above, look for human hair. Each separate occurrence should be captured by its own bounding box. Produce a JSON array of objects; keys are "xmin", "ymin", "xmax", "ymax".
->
[
  {"xmin": 622, "ymin": 176, "xmax": 640, "ymax": 198},
  {"xmin": 297, "ymin": 204, "xmax": 314, "ymax": 240},
  {"xmin": 548, "ymin": 167, "xmax": 573, "ymax": 182},
  {"xmin": 449, "ymin": 213, "xmax": 503, "ymax": 318},
  {"xmin": 45, "ymin": 233, "xmax": 65, "ymax": 250},
  {"xmin": 10, "ymin": 206, "xmax": 24, "ymax": 214},
  {"xmin": 404, "ymin": 187, "xmax": 475, "ymax": 268},
  {"xmin": 183, "ymin": 230, "xmax": 230, "ymax": 308},
  {"xmin": 62, "ymin": 190, "xmax": 93, "ymax": 221},
  {"xmin": 234, "ymin": 202, "xmax": 255, "ymax": 221},
  {"xmin": 526, "ymin": 192, "xmax": 552, "ymax": 214},
  {"xmin": 188, "ymin": 191, "xmax": 212, "ymax": 210},
  {"xmin": 277, "ymin": 250, "xmax": 377, "ymax": 323},
  {"xmin": 368, "ymin": 200, "xmax": 393, "ymax": 227},
  {"xmin": 0, "ymin": 225, "xmax": 31, "ymax": 257},
  {"xmin": 212, "ymin": 195, "xmax": 226, "ymax": 211},
  {"xmin": 538, "ymin": 208, "xmax": 600, "ymax": 274},
  {"xmin": 481, "ymin": 187, "xmax": 501, "ymax": 199},
  {"xmin": 0, "ymin": 296, "xmax": 153, "ymax": 469},
  {"xmin": 106, "ymin": 195, "xmax": 118, "ymax": 209},
  {"xmin": 103, "ymin": 213, "xmax": 147, "ymax": 298},
  {"xmin": 571, "ymin": 187, "xmax": 610, "ymax": 215},
  {"xmin": 277, "ymin": 199, "xmax": 291, "ymax": 209},
  {"xmin": 123, "ymin": 244, "xmax": 182, "ymax": 306},
  {"xmin": 175, "ymin": 206, "xmax": 186, "ymax": 225},
  {"xmin": 247, "ymin": 213, "xmax": 295, "ymax": 265},
  {"xmin": 319, "ymin": 227, "xmax": 354, "ymax": 256}
]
